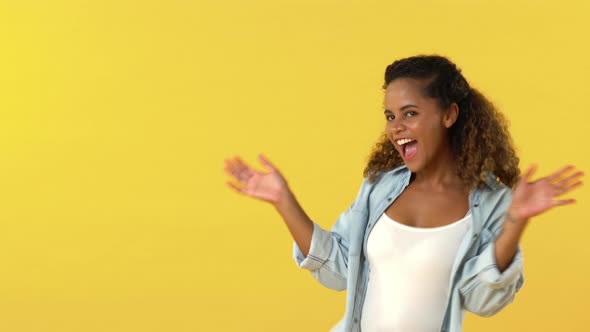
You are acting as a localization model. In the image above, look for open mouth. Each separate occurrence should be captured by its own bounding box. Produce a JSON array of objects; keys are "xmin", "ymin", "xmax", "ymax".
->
[{"xmin": 396, "ymin": 138, "xmax": 418, "ymax": 160}]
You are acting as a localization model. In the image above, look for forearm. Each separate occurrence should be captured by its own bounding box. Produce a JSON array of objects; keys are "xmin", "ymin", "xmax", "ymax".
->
[
  {"xmin": 494, "ymin": 207, "xmax": 529, "ymax": 272},
  {"xmin": 273, "ymin": 188, "xmax": 314, "ymax": 257}
]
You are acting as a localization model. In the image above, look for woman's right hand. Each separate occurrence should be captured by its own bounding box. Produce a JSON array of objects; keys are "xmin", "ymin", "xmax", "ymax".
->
[{"xmin": 223, "ymin": 154, "xmax": 290, "ymax": 205}]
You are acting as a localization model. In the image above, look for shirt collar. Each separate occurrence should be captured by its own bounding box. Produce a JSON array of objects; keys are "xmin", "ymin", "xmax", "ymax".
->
[{"xmin": 389, "ymin": 164, "xmax": 501, "ymax": 191}]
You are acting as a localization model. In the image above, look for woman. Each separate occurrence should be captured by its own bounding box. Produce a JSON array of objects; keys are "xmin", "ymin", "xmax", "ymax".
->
[{"xmin": 223, "ymin": 55, "xmax": 583, "ymax": 332}]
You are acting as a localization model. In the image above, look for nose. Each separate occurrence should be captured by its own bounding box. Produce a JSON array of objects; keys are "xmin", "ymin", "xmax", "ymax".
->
[{"xmin": 391, "ymin": 118, "xmax": 405, "ymax": 134}]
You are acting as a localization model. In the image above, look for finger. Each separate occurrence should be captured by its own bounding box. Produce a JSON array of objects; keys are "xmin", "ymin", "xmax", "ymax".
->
[
  {"xmin": 546, "ymin": 165, "xmax": 576, "ymax": 182},
  {"xmin": 224, "ymin": 158, "xmax": 237, "ymax": 173},
  {"xmin": 223, "ymin": 162, "xmax": 239, "ymax": 179},
  {"xmin": 224, "ymin": 161, "xmax": 252, "ymax": 183},
  {"xmin": 233, "ymin": 156, "xmax": 251, "ymax": 172},
  {"xmin": 223, "ymin": 165, "xmax": 234, "ymax": 177},
  {"xmin": 223, "ymin": 159, "xmax": 240, "ymax": 176},
  {"xmin": 558, "ymin": 181, "xmax": 583, "ymax": 195},
  {"xmin": 237, "ymin": 168, "xmax": 254, "ymax": 183},
  {"xmin": 258, "ymin": 153, "xmax": 277, "ymax": 172},
  {"xmin": 225, "ymin": 157, "xmax": 246, "ymax": 176},
  {"xmin": 226, "ymin": 181, "xmax": 246, "ymax": 194},
  {"xmin": 554, "ymin": 171, "xmax": 585, "ymax": 187},
  {"xmin": 521, "ymin": 164, "xmax": 538, "ymax": 183},
  {"xmin": 552, "ymin": 198, "xmax": 577, "ymax": 207},
  {"xmin": 233, "ymin": 157, "xmax": 256, "ymax": 179}
]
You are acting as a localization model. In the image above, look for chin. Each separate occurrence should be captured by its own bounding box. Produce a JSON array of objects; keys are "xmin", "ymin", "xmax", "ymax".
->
[{"xmin": 403, "ymin": 160, "xmax": 422, "ymax": 173}]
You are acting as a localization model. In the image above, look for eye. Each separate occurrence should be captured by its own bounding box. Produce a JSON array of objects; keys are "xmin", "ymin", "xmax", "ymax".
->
[
  {"xmin": 386, "ymin": 114, "xmax": 395, "ymax": 121},
  {"xmin": 405, "ymin": 111, "xmax": 417, "ymax": 117}
]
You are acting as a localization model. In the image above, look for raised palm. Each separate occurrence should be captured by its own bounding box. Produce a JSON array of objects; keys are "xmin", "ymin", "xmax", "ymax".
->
[
  {"xmin": 511, "ymin": 164, "xmax": 584, "ymax": 221},
  {"xmin": 224, "ymin": 154, "xmax": 289, "ymax": 204}
]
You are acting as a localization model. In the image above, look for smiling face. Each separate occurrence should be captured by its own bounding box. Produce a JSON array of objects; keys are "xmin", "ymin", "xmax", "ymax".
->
[{"xmin": 384, "ymin": 77, "xmax": 459, "ymax": 173}]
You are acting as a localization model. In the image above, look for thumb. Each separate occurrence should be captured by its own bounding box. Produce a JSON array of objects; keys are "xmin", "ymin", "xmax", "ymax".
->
[
  {"xmin": 258, "ymin": 153, "xmax": 277, "ymax": 172},
  {"xmin": 521, "ymin": 163, "xmax": 538, "ymax": 183}
]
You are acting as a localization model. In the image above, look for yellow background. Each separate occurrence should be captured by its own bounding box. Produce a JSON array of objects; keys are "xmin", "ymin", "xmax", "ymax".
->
[{"xmin": 0, "ymin": 0, "xmax": 588, "ymax": 331}]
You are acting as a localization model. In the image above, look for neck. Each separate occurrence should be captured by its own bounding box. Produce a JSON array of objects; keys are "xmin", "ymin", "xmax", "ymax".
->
[{"xmin": 411, "ymin": 143, "xmax": 464, "ymax": 192}]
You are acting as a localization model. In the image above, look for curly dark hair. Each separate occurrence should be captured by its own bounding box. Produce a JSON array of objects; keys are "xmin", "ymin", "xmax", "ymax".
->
[{"xmin": 363, "ymin": 55, "xmax": 520, "ymax": 189}]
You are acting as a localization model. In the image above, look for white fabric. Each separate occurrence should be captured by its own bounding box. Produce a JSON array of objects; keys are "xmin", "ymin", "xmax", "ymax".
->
[{"xmin": 360, "ymin": 210, "xmax": 472, "ymax": 332}]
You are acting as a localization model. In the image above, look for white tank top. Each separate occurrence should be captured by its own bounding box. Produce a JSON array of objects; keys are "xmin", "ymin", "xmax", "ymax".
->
[{"xmin": 360, "ymin": 210, "xmax": 472, "ymax": 332}]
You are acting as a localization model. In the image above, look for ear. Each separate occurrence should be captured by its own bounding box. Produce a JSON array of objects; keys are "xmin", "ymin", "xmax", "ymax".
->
[{"xmin": 443, "ymin": 103, "xmax": 459, "ymax": 128}]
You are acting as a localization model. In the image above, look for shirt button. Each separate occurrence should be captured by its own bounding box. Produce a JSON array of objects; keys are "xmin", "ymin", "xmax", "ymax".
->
[
  {"xmin": 354, "ymin": 318, "xmax": 358, "ymax": 323},
  {"xmin": 387, "ymin": 197, "xmax": 392, "ymax": 201},
  {"xmin": 473, "ymin": 203, "xmax": 479, "ymax": 207}
]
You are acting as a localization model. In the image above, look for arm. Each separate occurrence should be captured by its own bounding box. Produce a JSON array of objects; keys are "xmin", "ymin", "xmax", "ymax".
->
[
  {"xmin": 274, "ymin": 189, "xmax": 314, "ymax": 257},
  {"xmin": 460, "ymin": 164, "xmax": 583, "ymax": 317},
  {"xmin": 458, "ymin": 190, "xmax": 525, "ymax": 317},
  {"xmin": 224, "ymin": 153, "xmax": 371, "ymax": 291},
  {"xmin": 494, "ymin": 207, "xmax": 529, "ymax": 272},
  {"xmin": 287, "ymin": 178, "xmax": 370, "ymax": 291},
  {"xmin": 495, "ymin": 164, "xmax": 582, "ymax": 272}
]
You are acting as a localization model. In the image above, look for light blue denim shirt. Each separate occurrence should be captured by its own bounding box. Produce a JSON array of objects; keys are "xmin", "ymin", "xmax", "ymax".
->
[{"xmin": 293, "ymin": 164, "xmax": 524, "ymax": 332}]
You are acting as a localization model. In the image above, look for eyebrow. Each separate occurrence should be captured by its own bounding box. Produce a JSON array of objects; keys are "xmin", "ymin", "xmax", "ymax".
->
[{"xmin": 383, "ymin": 104, "xmax": 418, "ymax": 113}]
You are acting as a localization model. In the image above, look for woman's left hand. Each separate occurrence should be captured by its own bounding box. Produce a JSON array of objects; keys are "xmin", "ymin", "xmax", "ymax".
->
[{"xmin": 508, "ymin": 164, "xmax": 584, "ymax": 222}]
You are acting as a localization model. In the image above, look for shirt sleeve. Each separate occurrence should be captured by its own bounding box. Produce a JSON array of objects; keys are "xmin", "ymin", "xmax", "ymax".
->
[
  {"xmin": 291, "ymin": 177, "xmax": 371, "ymax": 291},
  {"xmin": 458, "ymin": 189, "xmax": 525, "ymax": 317}
]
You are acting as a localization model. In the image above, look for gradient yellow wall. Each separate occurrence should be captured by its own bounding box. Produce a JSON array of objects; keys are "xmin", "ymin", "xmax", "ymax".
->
[{"xmin": 0, "ymin": 0, "xmax": 588, "ymax": 331}]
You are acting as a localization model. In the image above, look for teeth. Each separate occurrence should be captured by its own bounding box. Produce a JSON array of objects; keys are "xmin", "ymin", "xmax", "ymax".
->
[{"xmin": 396, "ymin": 138, "xmax": 416, "ymax": 146}]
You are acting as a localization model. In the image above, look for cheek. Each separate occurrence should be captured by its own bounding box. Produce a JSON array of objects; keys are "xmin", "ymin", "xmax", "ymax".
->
[
  {"xmin": 384, "ymin": 123, "xmax": 395, "ymax": 136},
  {"xmin": 415, "ymin": 122, "xmax": 445, "ymax": 149},
  {"xmin": 422, "ymin": 118, "xmax": 446, "ymax": 136}
]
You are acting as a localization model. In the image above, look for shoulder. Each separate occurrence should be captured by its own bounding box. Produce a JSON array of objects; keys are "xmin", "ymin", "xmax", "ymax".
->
[
  {"xmin": 351, "ymin": 165, "xmax": 409, "ymax": 211},
  {"xmin": 360, "ymin": 164, "xmax": 408, "ymax": 192},
  {"xmin": 479, "ymin": 172, "xmax": 513, "ymax": 202},
  {"xmin": 477, "ymin": 172, "xmax": 514, "ymax": 234}
]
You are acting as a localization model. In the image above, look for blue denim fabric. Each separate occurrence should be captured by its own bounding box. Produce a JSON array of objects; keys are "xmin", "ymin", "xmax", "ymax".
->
[{"xmin": 293, "ymin": 165, "xmax": 524, "ymax": 332}]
